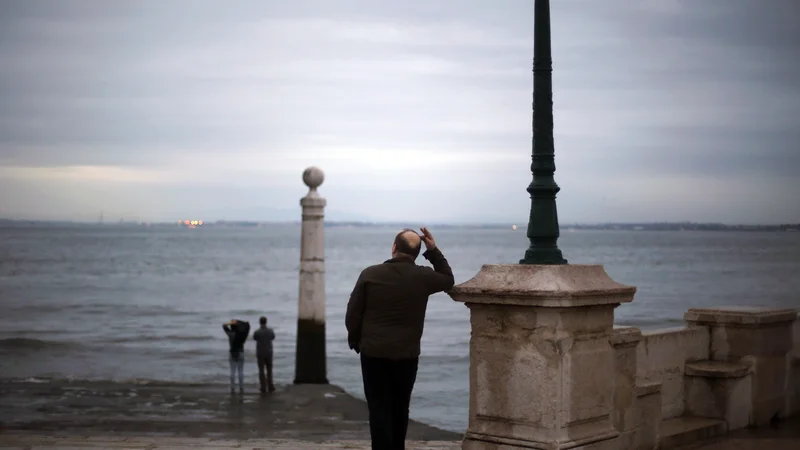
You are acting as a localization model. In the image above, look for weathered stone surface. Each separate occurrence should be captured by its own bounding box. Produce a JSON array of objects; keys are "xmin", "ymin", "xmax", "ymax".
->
[
  {"xmin": 658, "ymin": 417, "xmax": 727, "ymax": 450},
  {"xmin": 793, "ymin": 314, "xmax": 800, "ymax": 359},
  {"xmin": 688, "ymin": 414, "xmax": 800, "ymax": 449},
  {"xmin": 634, "ymin": 382, "xmax": 661, "ymax": 398},
  {"xmin": 789, "ymin": 355, "xmax": 800, "ymax": 416},
  {"xmin": 789, "ymin": 314, "xmax": 800, "ymax": 415},
  {"xmin": 635, "ymin": 383, "xmax": 661, "ymax": 450},
  {"xmin": 685, "ymin": 361, "xmax": 752, "ymax": 379},
  {"xmin": 449, "ymin": 264, "xmax": 635, "ymax": 449},
  {"xmin": 684, "ymin": 361, "xmax": 752, "ymax": 430},
  {"xmin": 448, "ymin": 264, "xmax": 636, "ymax": 307},
  {"xmin": 637, "ymin": 326, "xmax": 710, "ymax": 419},
  {"xmin": 610, "ymin": 326, "xmax": 666, "ymax": 450},
  {"xmin": 302, "ymin": 166, "xmax": 324, "ymax": 190},
  {"xmin": 685, "ymin": 307, "xmax": 797, "ymax": 327},
  {"xmin": 611, "ymin": 327, "xmax": 643, "ymax": 433},
  {"xmin": 685, "ymin": 307, "xmax": 797, "ymax": 426}
]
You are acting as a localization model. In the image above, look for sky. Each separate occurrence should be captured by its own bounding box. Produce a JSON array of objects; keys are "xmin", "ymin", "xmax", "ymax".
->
[{"xmin": 0, "ymin": 0, "xmax": 798, "ymax": 224}]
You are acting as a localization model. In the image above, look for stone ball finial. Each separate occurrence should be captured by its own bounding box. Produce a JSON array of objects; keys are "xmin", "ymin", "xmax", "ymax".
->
[{"xmin": 302, "ymin": 166, "xmax": 324, "ymax": 190}]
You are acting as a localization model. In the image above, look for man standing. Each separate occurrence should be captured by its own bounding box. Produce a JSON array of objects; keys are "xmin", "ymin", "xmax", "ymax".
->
[
  {"xmin": 252, "ymin": 316, "xmax": 276, "ymax": 393},
  {"xmin": 223, "ymin": 319, "xmax": 250, "ymax": 394},
  {"xmin": 345, "ymin": 227, "xmax": 454, "ymax": 450}
]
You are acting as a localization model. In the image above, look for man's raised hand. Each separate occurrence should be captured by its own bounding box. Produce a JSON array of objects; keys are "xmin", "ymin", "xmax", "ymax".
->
[{"xmin": 420, "ymin": 227, "xmax": 437, "ymax": 250}]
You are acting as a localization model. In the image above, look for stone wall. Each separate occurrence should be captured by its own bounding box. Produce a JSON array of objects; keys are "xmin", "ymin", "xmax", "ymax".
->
[
  {"xmin": 636, "ymin": 326, "xmax": 710, "ymax": 419},
  {"xmin": 794, "ymin": 314, "xmax": 800, "ymax": 359},
  {"xmin": 628, "ymin": 313, "xmax": 800, "ymax": 425},
  {"xmin": 790, "ymin": 314, "xmax": 800, "ymax": 415},
  {"xmin": 612, "ymin": 327, "xmax": 661, "ymax": 450}
]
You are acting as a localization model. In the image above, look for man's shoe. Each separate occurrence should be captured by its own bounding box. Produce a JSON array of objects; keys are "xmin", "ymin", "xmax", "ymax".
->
[{"xmin": 268, "ymin": 385, "xmax": 276, "ymax": 393}]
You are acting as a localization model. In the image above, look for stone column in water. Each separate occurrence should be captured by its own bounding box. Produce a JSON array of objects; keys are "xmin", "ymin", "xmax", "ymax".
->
[{"xmin": 294, "ymin": 166, "xmax": 328, "ymax": 384}]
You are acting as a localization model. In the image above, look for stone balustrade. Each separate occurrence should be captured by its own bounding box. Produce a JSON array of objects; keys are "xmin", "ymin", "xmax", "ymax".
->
[
  {"xmin": 609, "ymin": 309, "xmax": 799, "ymax": 449},
  {"xmin": 449, "ymin": 262, "xmax": 800, "ymax": 450}
]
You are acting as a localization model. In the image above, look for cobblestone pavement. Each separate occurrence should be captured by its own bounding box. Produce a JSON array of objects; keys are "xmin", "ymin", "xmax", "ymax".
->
[{"xmin": 0, "ymin": 434, "xmax": 461, "ymax": 449}]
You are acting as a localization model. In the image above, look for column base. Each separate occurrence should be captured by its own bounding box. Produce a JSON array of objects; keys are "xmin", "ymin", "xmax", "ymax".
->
[{"xmin": 294, "ymin": 319, "xmax": 328, "ymax": 384}]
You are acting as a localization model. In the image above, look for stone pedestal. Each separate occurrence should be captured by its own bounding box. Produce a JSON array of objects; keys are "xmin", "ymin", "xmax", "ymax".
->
[
  {"xmin": 684, "ymin": 307, "xmax": 797, "ymax": 426},
  {"xmin": 684, "ymin": 361, "xmax": 752, "ymax": 430},
  {"xmin": 448, "ymin": 264, "xmax": 636, "ymax": 449},
  {"xmin": 294, "ymin": 167, "xmax": 328, "ymax": 384}
]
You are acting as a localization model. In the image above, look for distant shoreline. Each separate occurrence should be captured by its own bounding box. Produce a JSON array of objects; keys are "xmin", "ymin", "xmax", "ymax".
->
[{"xmin": 0, "ymin": 219, "xmax": 798, "ymax": 232}]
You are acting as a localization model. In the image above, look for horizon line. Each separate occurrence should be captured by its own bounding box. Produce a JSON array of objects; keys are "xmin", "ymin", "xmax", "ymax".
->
[{"xmin": 1, "ymin": 218, "xmax": 798, "ymax": 227}]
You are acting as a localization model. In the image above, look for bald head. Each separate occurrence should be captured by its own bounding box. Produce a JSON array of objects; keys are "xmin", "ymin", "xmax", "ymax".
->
[{"xmin": 392, "ymin": 229, "xmax": 422, "ymax": 259}]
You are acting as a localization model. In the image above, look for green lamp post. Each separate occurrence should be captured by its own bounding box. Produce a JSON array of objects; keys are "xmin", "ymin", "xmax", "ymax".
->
[{"xmin": 520, "ymin": 0, "xmax": 568, "ymax": 265}]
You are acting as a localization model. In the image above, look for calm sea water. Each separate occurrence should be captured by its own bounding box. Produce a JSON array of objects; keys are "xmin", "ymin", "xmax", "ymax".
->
[{"xmin": 1, "ymin": 225, "xmax": 798, "ymax": 432}]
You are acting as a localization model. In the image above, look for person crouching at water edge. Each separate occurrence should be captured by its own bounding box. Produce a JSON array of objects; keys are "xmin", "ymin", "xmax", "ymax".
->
[
  {"xmin": 345, "ymin": 227, "xmax": 455, "ymax": 450},
  {"xmin": 223, "ymin": 319, "xmax": 250, "ymax": 394}
]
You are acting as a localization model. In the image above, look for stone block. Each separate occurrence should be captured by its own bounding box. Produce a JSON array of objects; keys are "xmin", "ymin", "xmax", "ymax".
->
[
  {"xmin": 708, "ymin": 324, "xmax": 793, "ymax": 359},
  {"xmin": 793, "ymin": 314, "xmax": 800, "ymax": 359},
  {"xmin": 450, "ymin": 264, "xmax": 635, "ymax": 450},
  {"xmin": 684, "ymin": 307, "xmax": 797, "ymax": 426},
  {"xmin": 788, "ymin": 315, "xmax": 800, "ymax": 416},
  {"xmin": 637, "ymin": 327, "xmax": 710, "ymax": 419},
  {"xmin": 788, "ymin": 357, "xmax": 800, "ymax": 416},
  {"xmin": 634, "ymin": 382, "xmax": 662, "ymax": 450},
  {"xmin": 745, "ymin": 355, "xmax": 790, "ymax": 424},
  {"xmin": 611, "ymin": 327, "xmax": 643, "ymax": 433},
  {"xmin": 685, "ymin": 307, "xmax": 796, "ymax": 358},
  {"xmin": 467, "ymin": 305, "xmax": 617, "ymax": 445},
  {"xmin": 658, "ymin": 417, "xmax": 727, "ymax": 450},
  {"xmin": 450, "ymin": 264, "xmax": 635, "ymax": 308},
  {"xmin": 684, "ymin": 361, "xmax": 752, "ymax": 430}
]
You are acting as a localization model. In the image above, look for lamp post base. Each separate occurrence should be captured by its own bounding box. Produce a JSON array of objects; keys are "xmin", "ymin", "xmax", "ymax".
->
[{"xmin": 520, "ymin": 247, "xmax": 567, "ymax": 265}]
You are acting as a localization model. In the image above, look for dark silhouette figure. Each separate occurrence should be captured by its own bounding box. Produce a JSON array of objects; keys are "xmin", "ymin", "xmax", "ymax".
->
[
  {"xmin": 345, "ymin": 227, "xmax": 454, "ymax": 450},
  {"xmin": 223, "ymin": 319, "xmax": 250, "ymax": 394},
  {"xmin": 253, "ymin": 316, "xmax": 276, "ymax": 393}
]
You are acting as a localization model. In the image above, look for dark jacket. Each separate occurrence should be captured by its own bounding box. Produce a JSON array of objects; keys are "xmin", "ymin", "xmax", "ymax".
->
[
  {"xmin": 252, "ymin": 326, "xmax": 276, "ymax": 358},
  {"xmin": 345, "ymin": 247, "xmax": 455, "ymax": 360},
  {"xmin": 223, "ymin": 321, "xmax": 250, "ymax": 356}
]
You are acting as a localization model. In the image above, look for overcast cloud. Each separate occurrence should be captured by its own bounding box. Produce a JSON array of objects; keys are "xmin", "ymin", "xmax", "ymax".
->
[{"xmin": 0, "ymin": 0, "xmax": 798, "ymax": 223}]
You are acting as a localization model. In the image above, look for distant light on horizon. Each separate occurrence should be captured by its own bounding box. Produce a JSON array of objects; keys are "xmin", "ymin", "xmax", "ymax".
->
[{"xmin": 179, "ymin": 219, "xmax": 205, "ymax": 229}]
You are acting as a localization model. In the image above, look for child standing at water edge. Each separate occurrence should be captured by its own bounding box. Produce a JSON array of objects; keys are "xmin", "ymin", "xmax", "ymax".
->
[
  {"xmin": 252, "ymin": 316, "xmax": 276, "ymax": 393},
  {"xmin": 223, "ymin": 319, "xmax": 250, "ymax": 394}
]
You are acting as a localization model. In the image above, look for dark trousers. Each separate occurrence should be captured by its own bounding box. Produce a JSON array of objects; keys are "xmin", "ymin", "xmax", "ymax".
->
[
  {"xmin": 257, "ymin": 355, "xmax": 274, "ymax": 392},
  {"xmin": 360, "ymin": 354, "xmax": 419, "ymax": 450}
]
